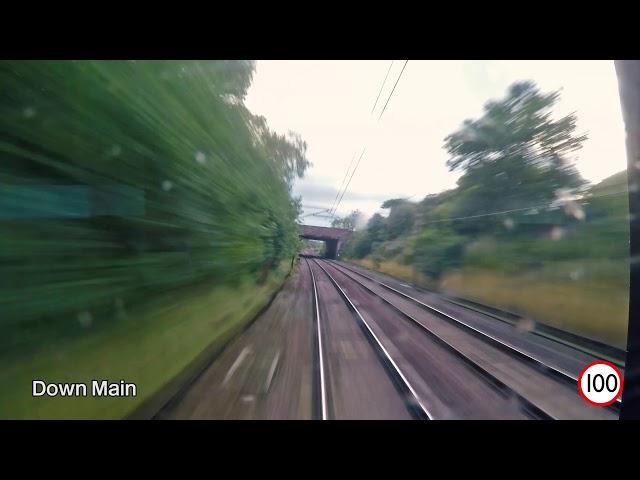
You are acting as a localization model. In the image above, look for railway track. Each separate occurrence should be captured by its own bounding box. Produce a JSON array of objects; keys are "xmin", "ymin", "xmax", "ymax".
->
[
  {"xmin": 157, "ymin": 255, "xmax": 619, "ymax": 419},
  {"xmin": 307, "ymin": 257, "xmax": 543, "ymax": 419},
  {"xmin": 315, "ymin": 259, "xmax": 550, "ymax": 419},
  {"xmin": 334, "ymin": 262, "xmax": 626, "ymax": 368},
  {"xmin": 303, "ymin": 257, "xmax": 429, "ymax": 419},
  {"xmin": 306, "ymin": 257, "xmax": 328, "ymax": 420},
  {"xmin": 321, "ymin": 259, "xmax": 619, "ymax": 419}
]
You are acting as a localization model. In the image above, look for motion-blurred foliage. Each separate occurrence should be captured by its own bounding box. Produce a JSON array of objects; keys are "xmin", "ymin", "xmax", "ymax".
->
[
  {"xmin": 340, "ymin": 81, "xmax": 629, "ymax": 345},
  {"xmin": 0, "ymin": 61, "xmax": 308, "ymax": 356}
]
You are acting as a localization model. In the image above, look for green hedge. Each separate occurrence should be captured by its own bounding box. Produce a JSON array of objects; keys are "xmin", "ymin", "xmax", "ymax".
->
[{"xmin": 0, "ymin": 61, "xmax": 303, "ymax": 356}]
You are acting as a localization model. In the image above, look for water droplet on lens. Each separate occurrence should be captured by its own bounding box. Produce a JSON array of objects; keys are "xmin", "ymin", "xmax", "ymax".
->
[
  {"xmin": 550, "ymin": 226, "xmax": 564, "ymax": 240},
  {"xmin": 109, "ymin": 145, "xmax": 122, "ymax": 157},
  {"xmin": 515, "ymin": 317, "xmax": 536, "ymax": 333},
  {"xmin": 77, "ymin": 311, "xmax": 93, "ymax": 328},
  {"xmin": 569, "ymin": 204, "xmax": 586, "ymax": 221}
]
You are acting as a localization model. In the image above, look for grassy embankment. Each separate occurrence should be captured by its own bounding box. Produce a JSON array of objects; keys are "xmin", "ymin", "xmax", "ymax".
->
[
  {"xmin": 0, "ymin": 261, "xmax": 290, "ymax": 419},
  {"xmin": 352, "ymin": 257, "xmax": 628, "ymax": 349},
  {"xmin": 348, "ymin": 170, "xmax": 630, "ymax": 350}
]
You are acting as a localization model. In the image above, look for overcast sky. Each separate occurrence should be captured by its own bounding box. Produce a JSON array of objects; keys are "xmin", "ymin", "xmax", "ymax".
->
[{"xmin": 245, "ymin": 61, "xmax": 627, "ymax": 227}]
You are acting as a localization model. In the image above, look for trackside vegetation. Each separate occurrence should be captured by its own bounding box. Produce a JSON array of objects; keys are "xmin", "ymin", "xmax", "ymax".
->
[
  {"xmin": 0, "ymin": 61, "xmax": 309, "ymax": 418},
  {"xmin": 340, "ymin": 82, "xmax": 629, "ymax": 348}
]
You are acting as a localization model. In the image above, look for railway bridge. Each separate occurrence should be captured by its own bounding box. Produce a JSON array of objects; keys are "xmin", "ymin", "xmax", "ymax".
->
[{"xmin": 298, "ymin": 224, "xmax": 353, "ymax": 259}]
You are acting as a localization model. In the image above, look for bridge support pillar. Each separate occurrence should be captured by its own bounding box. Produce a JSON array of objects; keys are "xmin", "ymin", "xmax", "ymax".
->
[{"xmin": 325, "ymin": 239, "xmax": 338, "ymax": 259}]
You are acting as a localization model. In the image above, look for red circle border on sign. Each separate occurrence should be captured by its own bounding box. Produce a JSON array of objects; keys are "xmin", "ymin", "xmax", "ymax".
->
[{"xmin": 577, "ymin": 359, "xmax": 624, "ymax": 407}]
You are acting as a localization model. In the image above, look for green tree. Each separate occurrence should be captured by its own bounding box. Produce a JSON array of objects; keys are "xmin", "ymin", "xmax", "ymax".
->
[
  {"xmin": 443, "ymin": 81, "xmax": 587, "ymax": 234},
  {"xmin": 0, "ymin": 60, "xmax": 309, "ymax": 348},
  {"xmin": 246, "ymin": 112, "xmax": 310, "ymax": 188},
  {"xmin": 381, "ymin": 198, "xmax": 407, "ymax": 209},
  {"xmin": 383, "ymin": 200, "xmax": 415, "ymax": 239},
  {"xmin": 331, "ymin": 210, "xmax": 362, "ymax": 230},
  {"xmin": 367, "ymin": 213, "xmax": 388, "ymax": 242},
  {"xmin": 345, "ymin": 231, "xmax": 374, "ymax": 259},
  {"xmin": 413, "ymin": 227, "xmax": 466, "ymax": 279}
]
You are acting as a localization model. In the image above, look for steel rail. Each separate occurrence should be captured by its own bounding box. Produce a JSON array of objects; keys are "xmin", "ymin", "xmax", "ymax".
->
[
  {"xmin": 329, "ymin": 260, "xmax": 622, "ymax": 415},
  {"xmin": 311, "ymin": 259, "xmax": 432, "ymax": 420},
  {"xmin": 303, "ymin": 257, "xmax": 328, "ymax": 420},
  {"xmin": 319, "ymin": 259, "xmax": 554, "ymax": 419}
]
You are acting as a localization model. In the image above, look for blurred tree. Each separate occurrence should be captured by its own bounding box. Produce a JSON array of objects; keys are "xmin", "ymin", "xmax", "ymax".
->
[
  {"xmin": 347, "ymin": 231, "xmax": 374, "ymax": 258},
  {"xmin": 0, "ymin": 60, "xmax": 309, "ymax": 346},
  {"xmin": 331, "ymin": 210, "xmax": 362, "ymax": 230},
  {"xmin": 381, "ymin": 198, "xmax": 406, "ymax": 209},
  {"xmin": 245, "ymin": 112, "xmax": 310, "ymax": 188},
  {"xmin": 443, "ymin": 81, "xmax": 587, "ymax": 234},
  {"xmin": 367, "ymin": 213, "xmax": 388, "ymax": 242},
  {"xmin": 382, "ymin": 199, "xmax": 415, "ymax": 239},
  {"xmin": 413, "ymin": 226, "xmax": 465, "ymax": 279},
  {"xmin": 585, "ymin": 170, "xmax": 628, "ymax": 221}
]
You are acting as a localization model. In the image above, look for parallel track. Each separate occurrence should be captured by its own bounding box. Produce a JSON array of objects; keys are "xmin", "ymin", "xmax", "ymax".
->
[
  {"xmin": 319, "ymin": 259, "xmax": 550, "ymax": 419},
  {"xmin": 323, "ymin": 259, "xmax": 621, "ymax": 418}
]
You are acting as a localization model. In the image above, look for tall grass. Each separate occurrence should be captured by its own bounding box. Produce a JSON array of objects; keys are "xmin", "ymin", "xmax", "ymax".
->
[
  {"xmin": 0, "ymin": 261, "xmax": 290, "ymax": 419},
  {"xmin": 440, "ymin": 263, "xmax": 629, "ymax": 348}
]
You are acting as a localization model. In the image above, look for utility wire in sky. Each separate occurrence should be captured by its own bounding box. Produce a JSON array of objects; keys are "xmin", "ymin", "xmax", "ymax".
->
[
  {"xmin": 328, "ymin": 152, "xmax": 357, "ymax": 216},
  {"xmin": 332, "ymin": 148, "xmax": 366, "ymax": 218},
  {"xmin": 300, "ymin": 209, "xmax": 334, "ymax": 219},
  {"xmin": 371, "ymin": 61, "xmax": 394, "ymax": 114},
  {"xmin": 330, "ymin": 61, "xmax": 409, "ymax": 220},
  {"xmin": 329, "ymin": 62, "xmax": 398, "ymax": 219},
  {"xmin": 378, "ymin": 60, "xmax": 409, "ymax": 121},
  {"xmin": 420, "ymin": 189, "xmax": 628, "ymax": 225}
]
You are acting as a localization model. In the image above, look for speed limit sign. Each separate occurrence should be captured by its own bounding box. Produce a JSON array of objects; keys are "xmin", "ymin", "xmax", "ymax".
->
[{"xmin": 577, "ymin": 360, "xmax": 624, "ymax": 407}]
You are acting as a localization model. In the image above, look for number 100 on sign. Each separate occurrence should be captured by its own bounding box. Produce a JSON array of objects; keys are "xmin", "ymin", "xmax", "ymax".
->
[{"xmin": 578, "ymin": 360, "xmax": 623, "ymax": 407}]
